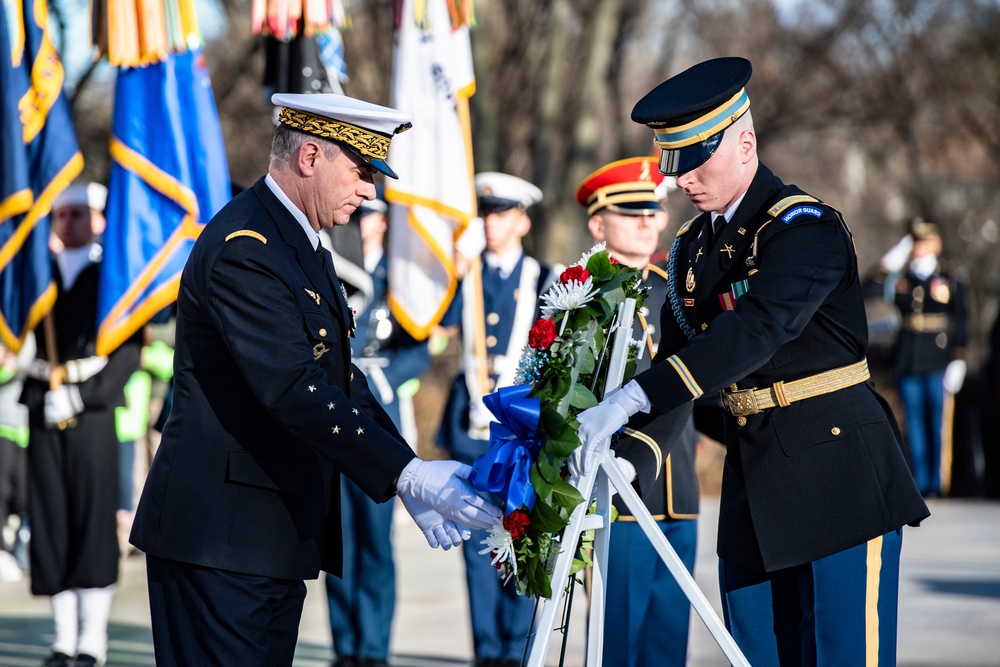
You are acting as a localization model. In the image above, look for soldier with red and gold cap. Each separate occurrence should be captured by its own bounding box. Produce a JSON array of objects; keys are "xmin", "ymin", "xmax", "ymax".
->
[{"xmin": 576, "ymin": 158, "xmax": 701, "ymax": 667}]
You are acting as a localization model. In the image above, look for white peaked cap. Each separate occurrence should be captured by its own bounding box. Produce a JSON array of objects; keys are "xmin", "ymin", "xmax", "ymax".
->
[
  {"xmin": 475, "ymin": 172, "xmax": 543, "ymax": 209},
  {"xmin": 52, "ymin": 183, "xmax": 108, "ymax": 212}
]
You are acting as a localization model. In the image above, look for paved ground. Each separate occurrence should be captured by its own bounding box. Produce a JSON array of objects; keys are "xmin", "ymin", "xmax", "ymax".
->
[{"xmin": 1, "ymin": 496, "xmax": 998, "ymax": 666}]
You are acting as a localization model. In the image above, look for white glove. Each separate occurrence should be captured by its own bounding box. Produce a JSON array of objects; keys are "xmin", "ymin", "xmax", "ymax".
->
[
  {"xmin": 880, "ymin": 234, "xmax": 913, "ymax": 273},
  {"xmin": 399, "ymin": 494, "xmax": 470, "ymax": 550},
  {"xmin": 943, "ymin": 360, "xmax": 967, "ymax": 394},
  {"xmin": 396, "ymin": 459, "xmax": 501, "ymax": 531},
  {"xmin": 455, "ymin": 217, "xmax": 486, "ymax": 260},
  {"xmin": 44, "ymin": 385, "xmax": 83, "ymax": 426},
  {"xmin": 568, "ymin": 380, "xmax": 650, "ymax": 479},
  {"xmin": 608, "ymin": 451, "xmax": 636, "ymax": 483},
  {"xmin": 468, "ymin": 395, "xmax": 495, "ymax": 431}
]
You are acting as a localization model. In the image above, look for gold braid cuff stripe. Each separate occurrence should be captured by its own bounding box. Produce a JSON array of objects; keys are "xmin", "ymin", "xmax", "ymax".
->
[{"xmin": 277, "ymin": 107, "xmax": 390, "ymax": 160}]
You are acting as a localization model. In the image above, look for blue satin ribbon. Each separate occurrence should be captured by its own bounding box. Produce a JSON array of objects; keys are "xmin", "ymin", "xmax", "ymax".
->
[{"xmin": 468, "ymin": 384, "xmax": 543, "ymax": 514}]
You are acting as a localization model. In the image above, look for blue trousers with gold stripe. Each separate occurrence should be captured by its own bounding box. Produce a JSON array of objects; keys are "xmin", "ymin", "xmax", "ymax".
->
[{"xmin": 719, "ymin": 529, "xmax": 902, "ymax": 667}]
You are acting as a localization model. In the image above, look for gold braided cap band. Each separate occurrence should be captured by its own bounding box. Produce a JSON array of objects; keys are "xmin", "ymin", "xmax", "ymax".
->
[
  {"xmin": 723, "ymin": 359, "xmax": 871, "ymax": 417},
  {"xmin": 277, "ymin": 106, "xmax": 391, "ymax": 161}
]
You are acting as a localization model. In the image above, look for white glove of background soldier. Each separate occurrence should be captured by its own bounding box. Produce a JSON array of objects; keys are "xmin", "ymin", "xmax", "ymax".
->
[
  {"xmin": 879, "ymin": 234, "xmax": 913, "ymax": 273},
  {"xmin": 943, "ymin": 360, "xmax": 967, "ymax": 394},
  {"xmin": 396, "ymin": 459, "xmax": 500, "ymax": 548},
  {"xmin": 44, "ymin": 385, "xmax": 83, "ymax": 427},
  {"xmin": 568, "ymin": 380, "xmax": 650, "ymax": 479}
]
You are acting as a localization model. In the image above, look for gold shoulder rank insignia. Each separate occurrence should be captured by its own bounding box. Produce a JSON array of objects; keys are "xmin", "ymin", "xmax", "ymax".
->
[
  {"xmin": 767, "ymin": 195, "xmax": 819, "ymax": 218},
  {"xmin": 225, "ymin": 230, "xmax": 267, "ymax": 244},
  {"xmin": 676, "ymin": 215, "xmax": 699, "ymax": 237}
]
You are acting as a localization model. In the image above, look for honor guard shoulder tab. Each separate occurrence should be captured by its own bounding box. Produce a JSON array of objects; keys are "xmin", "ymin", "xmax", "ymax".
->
[{"xmin": 225, "ymin": 230, "xmax": 268, "ymax": 244}]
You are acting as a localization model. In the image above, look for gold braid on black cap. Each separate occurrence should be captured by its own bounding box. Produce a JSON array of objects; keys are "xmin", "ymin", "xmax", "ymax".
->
[{"xmin": 277, "ymin": 107, "xmax": 391, "ymax": 160}]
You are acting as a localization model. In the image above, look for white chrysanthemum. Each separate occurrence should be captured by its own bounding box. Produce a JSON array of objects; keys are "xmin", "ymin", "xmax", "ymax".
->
[
  {"xmin": 479, "ymin": 519, "xmax": 518, "ymax": 583},
  {"xmin": 540, "ymin": 276, "xmax": 599, "ymax": 318},
  {"xmin": 577, "ymin": 242, "xmax": 607, "ymax": 267}
]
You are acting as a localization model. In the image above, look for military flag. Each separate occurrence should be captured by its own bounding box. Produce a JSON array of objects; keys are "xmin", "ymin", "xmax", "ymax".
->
[
  {"xmin": 385, "ymin": 0, "xmax": 477, "ymax": 340},
  {"xmin": 93, "ymin": 2, "xmax": 230, "ymax": 354},
  {"xmin": 0, "ymin": 0, "xmax": 83, "ymax": 352}
]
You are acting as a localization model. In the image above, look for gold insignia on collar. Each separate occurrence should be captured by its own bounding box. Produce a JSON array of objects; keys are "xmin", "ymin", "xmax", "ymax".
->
[
  {"xmin": 685, "ymin": 267, "xmax": 696, "ymax": 293},
  {"xmin": 313, "ymin": 342, "xmax": 329, "ymax": 359},
  {"xmin": 737, "ymin": 227, "xmax": 747, "ymax": 235},
  {"xmin": 721, "ymin": 244, "xmax": 735, "ymax": 259},
  {"xmin": 304, "ymin": 288, "xmax": 320, "ymax": 305},
  {"xmin": 695, "ymin": 247, "xmax": 703, "ymax": 263}
]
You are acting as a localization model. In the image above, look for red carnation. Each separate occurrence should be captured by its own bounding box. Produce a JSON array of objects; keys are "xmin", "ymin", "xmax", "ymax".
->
[
  {"xmin": 609, "ymin": 257, "xmax": 620, "ymax": 265},
  {"xmin": 503, "ymin": 509, "xmax": 531, "ymax": 540},
  {"xmin": 528, "ymin": 318, "xmax": 557, "ymax": 350},
  {"xmin": 560, "ymin": 265, "xmax": 590, "ymax": 284}
]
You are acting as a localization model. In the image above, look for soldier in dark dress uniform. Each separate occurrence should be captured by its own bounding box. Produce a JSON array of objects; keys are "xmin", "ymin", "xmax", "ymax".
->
[
  {"xmin": 437, "ymin": 172, "xmax": 554, "ymax": 667},
  {"xmin": 575, "ymin": 157, "xmax": 701, "ymax": 667},
  {"xmin": 21, "ymin": 183, "xmax": 141, "ymax": 667},
  {"xmin": 571, "ymin": 58, "xmax": 929, "ymax": 666},
  {"xmin": 889, "ymin": 220, "xmax": 967, "ymax": 496},
  {"xmin": 325, "ymin": 193, "xmax": 431, "ymax": 667}
]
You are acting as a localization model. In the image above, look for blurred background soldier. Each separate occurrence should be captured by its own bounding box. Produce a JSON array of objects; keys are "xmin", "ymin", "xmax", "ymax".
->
[
  {"xmin": 436, "ymin": 172, "xmax": 554, "ymax": 667},
  {"xmin": 575, "ymin": 157, "xmax": 700, "ymax": 667},
  {"xmin": 325, "ymin": 190, "xmax": 430, "ymax": 667},
  {"xmin": 20, "ymin": 183, "xmax": 142, "ymax": 667},
  {"xmin": 0, "ymin": 338, "xmax": 31, "ymax": 582},
  {"xmin": 877, "ymin": 219, "xmax": 968, "ymax": 497}
]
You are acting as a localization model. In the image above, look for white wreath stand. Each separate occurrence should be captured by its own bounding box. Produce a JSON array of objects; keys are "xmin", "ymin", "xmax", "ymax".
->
[{"xmin": 524, "ymin": 299, "xmax": 750, "ymax": 667}]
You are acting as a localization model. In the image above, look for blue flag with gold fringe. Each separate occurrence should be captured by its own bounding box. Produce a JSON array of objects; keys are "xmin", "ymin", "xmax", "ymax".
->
[
  {"xmin": 0, "ymin": 0, "xmax": 83, "ymax": 352},
  {"xmin": 96, "ymin": 48, "xmax": 230, "ymax": 355}
]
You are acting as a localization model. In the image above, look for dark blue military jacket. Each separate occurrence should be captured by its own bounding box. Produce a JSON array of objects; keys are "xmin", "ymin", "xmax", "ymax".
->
[
  {"xmin": 614, "ymin": 263, "xmax": 699, "ymax": 520},
  {"xmin": 630, "ymin": 164, "xmax": 929, "ymax": 572},
  {"xmin": 129, "ymin": 178, "xmax": 415, "ymax": 580},
  {"xmin": 437, "ymin": 255, "xmax": 553, "ymax": 465},
  {"xmin": 892, "ymin": 265, "xmax": 967, "ymax": 376}
]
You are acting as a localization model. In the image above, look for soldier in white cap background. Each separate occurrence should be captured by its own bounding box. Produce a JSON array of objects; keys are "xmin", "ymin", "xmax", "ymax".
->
[
  {"xmin": 435, "ymin": 171, "xmax": 556, "ymax": 667},
  {"xmin": 128, "ymin": 94, "xmax": 501, "ymax": 666},
  {"xmin": 20, "ymin": 181, "xmax": 142, "ymax": 667}
]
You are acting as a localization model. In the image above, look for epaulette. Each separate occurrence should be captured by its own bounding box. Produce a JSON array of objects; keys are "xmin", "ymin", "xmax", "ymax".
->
[
  {"xmin": 225, "ymin": 230, "xmax": 267, "ymax": 244},
  {"xmin": 767, "ymin": 195, "xmax": 824, "ymax": 225},
  {"xmin": 645, "ymin": 264, "xmax": 668, "ymax": 281},
  {"xmin": 676, "ymin": 214, "xmax": 699, "ymax": 237}
]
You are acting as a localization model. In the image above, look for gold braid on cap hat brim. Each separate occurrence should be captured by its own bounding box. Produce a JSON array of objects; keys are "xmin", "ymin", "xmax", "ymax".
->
[{"xmin": 278, "ymin": 107, "xmax": 391, "ymax": 161}]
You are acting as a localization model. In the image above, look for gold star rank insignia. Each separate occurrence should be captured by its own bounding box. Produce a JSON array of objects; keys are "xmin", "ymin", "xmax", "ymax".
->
[
  {"xmin": 356, "ymin": 427, "xmax": 364, "ymax": 435},
  {"xmin": 332, "ymin": 426, "xmax": 340, "ymax": 434},
  {"xmin": 328, "ymin": 403, "xmax": 336, "ymax": 410},
  {"xmin": 308, "ymin": 385, "xmax": 316, "ymax": 393}
]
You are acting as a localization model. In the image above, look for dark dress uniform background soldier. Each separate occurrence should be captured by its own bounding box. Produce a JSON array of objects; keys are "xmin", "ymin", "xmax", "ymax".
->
[
  {"xmin": 325, "ymin": 192, "xmax": 431, "ymax": 667},
  {"xmin": 20, "ymin": 182, "xmax": 141, "ymax": 667},
  {"xmin": 882, "ymin": 219, "xmax": 967, "ymax": 497},
  {"xmin": 128, "ymin": 93, "xmax": 500, "ymax": 666},
  {"xmin": 575, "ymin": 156, "xmax": 701, "ymax": 667},
  {"xmin": 570, "ymin": 57, "xmax": 930, "ymax": 666},
  {"xmin": 436, "ymin": 172, "xmax": 555, "ymax": 667}
]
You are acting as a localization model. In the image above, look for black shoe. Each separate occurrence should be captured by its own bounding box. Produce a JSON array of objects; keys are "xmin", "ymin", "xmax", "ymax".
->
[
  {"xmin": 333, "ymin": 657, "xmax": 358, "ymax": 667},
  {"xmin": 356, "ymin": 658, "xmax": 390, "ymax": 667},
  {"xmin": 41, "ymin": 653, "xmax": 72, "ymax": 667},
  {"xmin": 70, "ymin": 655, "xmax": 98, "ymax": 667}
]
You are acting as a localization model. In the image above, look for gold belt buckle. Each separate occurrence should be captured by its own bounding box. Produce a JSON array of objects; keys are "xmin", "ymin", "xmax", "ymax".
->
[{"xmin": 724, "ymin": 384, "xmax": 761, "ymax": 417}]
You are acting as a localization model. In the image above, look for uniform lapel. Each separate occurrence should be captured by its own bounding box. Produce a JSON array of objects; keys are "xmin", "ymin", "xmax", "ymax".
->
[{"xmin": 252, "ymin": 180, "xmax": 349, "ymax": 333}]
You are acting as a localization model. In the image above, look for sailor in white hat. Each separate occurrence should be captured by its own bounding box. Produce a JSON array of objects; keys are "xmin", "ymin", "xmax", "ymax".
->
[{"xmin": 129, "ymin": 94, "xmax": 501, "ymax": 665}]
